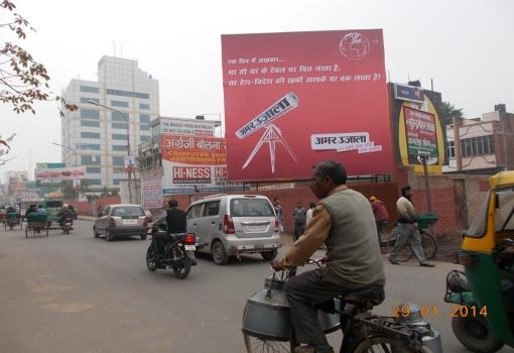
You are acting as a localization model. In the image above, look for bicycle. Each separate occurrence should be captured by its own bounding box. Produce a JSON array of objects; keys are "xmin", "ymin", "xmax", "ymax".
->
[
  {"xmin": 381, "ymin": 214, "xmax": 439, "ymax": 262},
  {"xmin": 242, "ymin": 259, "xmax": 437, "ymax": 353}
]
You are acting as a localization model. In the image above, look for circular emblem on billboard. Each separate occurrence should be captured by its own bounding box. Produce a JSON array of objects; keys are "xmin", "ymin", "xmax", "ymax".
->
[{"xmin": 339, "ymin": 32, "xmax": 370, "ymax": 61}]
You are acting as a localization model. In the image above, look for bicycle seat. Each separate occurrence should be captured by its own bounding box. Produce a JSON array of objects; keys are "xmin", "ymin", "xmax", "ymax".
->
[{"xmin": 340, "ymin": 284, "xmax": 385, "ymax": 312}]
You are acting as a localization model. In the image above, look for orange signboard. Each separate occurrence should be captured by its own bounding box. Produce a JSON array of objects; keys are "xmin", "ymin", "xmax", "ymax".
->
[{"xmin": 161, "ymin": 135, "xmax": 226, "ymax": 165}]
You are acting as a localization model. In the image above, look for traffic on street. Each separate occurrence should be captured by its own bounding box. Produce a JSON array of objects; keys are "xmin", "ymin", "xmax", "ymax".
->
[{"xmin": 1, "ymin": 219, "xmax": 510, "ymax": 353}]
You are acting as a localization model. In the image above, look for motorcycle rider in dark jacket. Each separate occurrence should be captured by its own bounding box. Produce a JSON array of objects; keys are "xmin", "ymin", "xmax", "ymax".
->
[{"xmin": 153, "ymin": 199, "xmax": 197, "ymax": 265}]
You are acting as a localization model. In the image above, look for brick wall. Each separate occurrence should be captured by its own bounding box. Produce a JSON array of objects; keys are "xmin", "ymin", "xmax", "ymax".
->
[{"xmin": 66, "ymin": 172, "xmax": 491, "ymax": 240}]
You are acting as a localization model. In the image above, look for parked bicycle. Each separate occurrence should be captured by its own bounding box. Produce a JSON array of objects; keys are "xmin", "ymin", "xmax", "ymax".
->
[
  {"xmin": 378, "ymin": 213, "xmax": 439, "ymax": 262},
  {"xmin": 242, "ymin": 259, "xmax": 440, "ymax": 353}
]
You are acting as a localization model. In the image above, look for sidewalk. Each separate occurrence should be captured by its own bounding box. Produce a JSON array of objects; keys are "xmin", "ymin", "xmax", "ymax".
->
[{"xmin": 78, "ymin": 215, "xmax": 96, "ymax": 221}]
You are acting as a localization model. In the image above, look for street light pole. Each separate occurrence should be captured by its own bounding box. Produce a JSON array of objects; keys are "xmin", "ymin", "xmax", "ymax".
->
[
  {"xmin": 53, "ymin": 142, "xmax": 80, "ymax": 199},
  {"xmin": 88, "ymin": 100, "xmax": 133, "ymax": 204},
  {"xmin": 52, "ymin": 142, "xmax": 78, "ymax": 166}
]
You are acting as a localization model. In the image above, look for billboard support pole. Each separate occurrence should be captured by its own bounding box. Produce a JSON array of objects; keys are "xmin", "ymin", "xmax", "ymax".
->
[{"xmin": 419, "ymin": 154, "xmax": 432, "ymax": 212}]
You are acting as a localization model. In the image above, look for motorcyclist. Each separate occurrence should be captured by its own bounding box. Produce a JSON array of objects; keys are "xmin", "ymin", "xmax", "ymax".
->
[
  {"xmin": 152, "ymin": 199, "xmax": 197, "ymax": 265},
  {"xmin": 58, "ymin": 204, "xmax": 74, "ymax": 227}
]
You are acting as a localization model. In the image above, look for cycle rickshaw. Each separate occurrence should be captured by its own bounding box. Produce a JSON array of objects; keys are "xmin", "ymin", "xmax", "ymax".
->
[
  {"xmin": 25, "ymin": 211, "xmax": 49, "ymax": 238},
  {"xmin": 5, "ymin": 211, "xmax": 22, "ymax": 230}
]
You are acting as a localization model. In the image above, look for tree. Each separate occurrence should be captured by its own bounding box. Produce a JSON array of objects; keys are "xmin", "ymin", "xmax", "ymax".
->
[
  {"xmin": 439, "ymin": 101, "xmax": 464, "ymax": 126},
  {"xmin": 0, "ymin": 0, "xmax": 77, "ymax": 155}
]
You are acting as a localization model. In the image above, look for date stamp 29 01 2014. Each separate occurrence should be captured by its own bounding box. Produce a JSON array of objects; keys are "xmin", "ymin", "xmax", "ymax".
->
[{"xmin": 391, "ymin": 304, "xmax": 488, "ymax": 319}]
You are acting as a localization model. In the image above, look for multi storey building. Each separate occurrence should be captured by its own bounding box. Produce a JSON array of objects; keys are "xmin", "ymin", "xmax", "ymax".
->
[
  {"xmin": 61, "ymin": 56, "xmax": 159, "ymax": 191},
  {"xmin": 445, "ymin": 104, "xmax": 514, "ymax": 173}
]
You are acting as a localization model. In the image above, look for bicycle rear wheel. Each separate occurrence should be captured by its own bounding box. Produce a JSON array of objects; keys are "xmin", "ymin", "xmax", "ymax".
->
[
  {"xmin": 420, "ymin": 231, "xmax": 438, "ymax": 260},
  {"xmin": 353, "ymin": 335, "xmax": 432, "ymax": 352},
  {"xmin": 243, "ymin": 332, "xmax": 293, "ymax": 353},
  {"xmin": 386, "ymin": 232, "xmax": 412, "ymax": 262}
]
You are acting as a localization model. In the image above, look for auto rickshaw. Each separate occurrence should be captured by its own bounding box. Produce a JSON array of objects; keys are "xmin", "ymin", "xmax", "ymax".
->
[{"xmin": 445, "ymin": 171, "xmax": 514, "ymax": 352}]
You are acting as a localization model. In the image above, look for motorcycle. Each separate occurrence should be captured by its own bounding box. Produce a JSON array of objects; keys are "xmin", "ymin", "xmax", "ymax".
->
[
  {"xmin": 61, "ymin": 217, "xmax": 73, "ymax": 234},
  {"xmin": 146, "ymin": 222, "xmax": 196, "ymax": 279},
  {"xmin": 445, "ymin": 170, "xmax": 514, "ymax": 353}
]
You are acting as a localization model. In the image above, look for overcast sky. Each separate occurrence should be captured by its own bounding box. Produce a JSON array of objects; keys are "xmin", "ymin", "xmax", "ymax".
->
[{"xmin": 1, "ymin": 0, "xmax": 513, "ymax": 179}]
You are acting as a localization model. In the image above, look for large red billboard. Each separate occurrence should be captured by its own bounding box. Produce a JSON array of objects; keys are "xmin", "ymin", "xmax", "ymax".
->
[{"xmin": 222, "ymin": 29, "xmax": 392, "ymax": 181}]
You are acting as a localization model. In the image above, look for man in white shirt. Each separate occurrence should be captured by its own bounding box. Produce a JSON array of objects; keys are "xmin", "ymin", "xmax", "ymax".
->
[
  {"xmin": 305, "ymin": 202, "xmax": 316, "ymax": 226},
  {"xmin": 389, "ymin": 186, "xmax": 434, "ymax": 267}
]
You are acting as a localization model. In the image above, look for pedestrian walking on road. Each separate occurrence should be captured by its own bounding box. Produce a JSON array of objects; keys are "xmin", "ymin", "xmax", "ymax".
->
[
  {"xmin": 306, "ymin": 202, "xmax": 316, "ymax": 227},
  {"xmin": 369, "ymin": 196, "xmax": 389, "ymax": 242},
  {"xmin": 292, "ymin": 201, "xmax": 306, "ymax": 241},
  {"xmin": 389, "ymin": 186, "xmax": 434, "ymax": 267},
  {"xmin": 273, "ymin": 197, "xmax": 284, "ymax": 233}
]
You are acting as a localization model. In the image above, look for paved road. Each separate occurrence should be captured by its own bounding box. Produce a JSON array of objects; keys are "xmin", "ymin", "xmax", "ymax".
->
[{"xmin": 0, "ymin": 220, "xmax": 510, "ymax": 352}]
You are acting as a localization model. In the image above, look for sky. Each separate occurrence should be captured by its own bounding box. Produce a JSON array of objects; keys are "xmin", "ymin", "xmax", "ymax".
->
[{"xmin": 1, "ymin": 0, "xmax": 513, "ymax": 179}]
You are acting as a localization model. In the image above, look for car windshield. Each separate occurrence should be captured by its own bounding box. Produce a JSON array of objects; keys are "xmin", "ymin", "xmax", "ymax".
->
[
  {"xmin": 230, "ymin": 198, "xmax": 274, "ymax": 217},
  {"xmin": 495, "ymin": 187, "xmax": 514, "ymax": 232},
  {"xmin": 466, "ymin": 187, "xmax": 514, "ymax": 237},
  {"xmin": 112, "ymin": 206, "xmax": 144, "ymax": 217}
]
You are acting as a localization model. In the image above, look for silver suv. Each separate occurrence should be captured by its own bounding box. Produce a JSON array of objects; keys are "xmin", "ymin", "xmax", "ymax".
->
[{"xmin": 186, "ymin": 194, "xmax": 280, "ymax": 265}]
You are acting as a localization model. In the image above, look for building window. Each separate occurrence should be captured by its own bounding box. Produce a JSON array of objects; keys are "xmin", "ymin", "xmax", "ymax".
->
[
  {"xmin": 140, "ymin": 114, "xmax": 150, "ymax": 124},
  {"xmin": 86, "ymin": 167, "xmax": 101, "ymax": 174},
  {"xmin": 140, "ymin": 125, "xmax": 150, "ymax": 132},
  {"xmin": 139, "ymin": 103, "xmax": 150, "ymax": 109},
  {"xmin": 112, "ymin": 145, "xmax": 127, "ymax": 151},
  {"xmin": 112, "ymin": 156, "xmax": 124, "ymax": 166},
  {"xmin": 80, "ymin": 109, "xmax": 100, "ymax": 119},
  {"xmin": 140, "ymin": 135, "xmax": 150, "ymax": 142},
  {"xmin": 459, "ymin": 135, "xmax": 495, "ymax": 157},
  {"xmin": 76, "ymin": 143, "xmax": 100, "ymax": 151},
  {"xmin": 84, "ymin": 178, "xmax": 101, "ymax": 186},
  {"xmin": 106, "ymin": 88, "xmax": 149, "ymax": 99},
  {"xmin": 112, "ymin": 134, "xmax": 127, "ymax": 140},
  {"xmin": 152, "ymin": 124, "xmax": 160, "ymax": 137},
  {"xmin": 81, "ymin": 155, "xmax": 101, "ymax": 165},
  {"xmin": 81, "ymin": 132, "xmax": 100, "ymax": 139},
  {"xmin": 80, "ymin": 86, "xmax": 99, "ymax": 93},
  {"xmin": 80, "ymin": 97, "xmax": 99, "ymax": 104},
  {"xmin": 112, "ymin": 123, "xmax": 128, "ymax": 130},
  {"xmin": 81, "ymin": 120, "xmax": 100, "ymax": 127},
  {"xmin": 111, "ymin": 112, "xmax": 129, "ymax": 122},
  {"xmin": 448, "ymin": 141, "xmax": 455, "ymax": 158},
  {"xmin": 112, "ymin": 178, "xmax": 128, "ymax": 185},
  {"xmin": 111, "ymin": 100, "xmax": 129, "ymax": 108}
]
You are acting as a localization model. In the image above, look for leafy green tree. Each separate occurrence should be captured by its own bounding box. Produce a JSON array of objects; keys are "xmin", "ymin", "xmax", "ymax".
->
[
  {"xmin": 439, "ymin": 101, "xmax": 464, "ymax": 126},
  {"xmin": 0, "ymin": 0, "xmax": 77, "ymax": 155}
]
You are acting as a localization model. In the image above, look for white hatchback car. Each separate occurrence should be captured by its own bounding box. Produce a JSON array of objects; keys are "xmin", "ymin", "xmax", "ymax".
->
[{"xmin": 186, "ymin": 194, "xmax": 281, "ymax": 265}]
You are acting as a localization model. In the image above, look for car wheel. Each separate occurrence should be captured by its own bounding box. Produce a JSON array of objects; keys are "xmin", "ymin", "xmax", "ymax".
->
[
  {"xmin": 105, "ymin": 229, "xmax": 112, "ymax": 242},
  {"xmin": 93, "ymin": 226, "xmax": 99, "ymax": 238},
  {"xmin": 211, "ymin": 240, "xmax": 229, "ymax": 265},
  {"xmin": 261, "ymin": 249, "xmax": 278, "ymax": 261}
]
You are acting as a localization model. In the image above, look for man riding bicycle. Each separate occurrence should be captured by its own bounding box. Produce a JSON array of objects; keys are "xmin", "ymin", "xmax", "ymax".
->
[{"xmin": 271, "ymin": 160, "xmax": 385, "ymax": 353}]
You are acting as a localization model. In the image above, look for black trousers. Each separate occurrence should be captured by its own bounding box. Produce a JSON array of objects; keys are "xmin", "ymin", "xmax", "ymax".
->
[
  {"xmin": 293, "ymin": 221, "xmax": 305, "ymax": 241},
  {"xmin": 283, "ymin": 269, "xmax": 350, "ymax": 348}
]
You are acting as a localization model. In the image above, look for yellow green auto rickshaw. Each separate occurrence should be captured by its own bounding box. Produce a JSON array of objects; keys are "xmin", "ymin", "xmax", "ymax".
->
[{"xmin": 445, "ymin": 171, "xmax": 514, "ymax": 352}]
